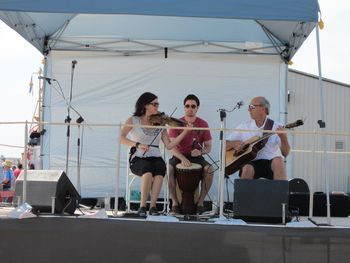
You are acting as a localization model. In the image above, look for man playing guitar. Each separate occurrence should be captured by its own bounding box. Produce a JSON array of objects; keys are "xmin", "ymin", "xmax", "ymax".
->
[{"xmin": 226, "ymin": 96, "xmax": 290, "ymax": 180}]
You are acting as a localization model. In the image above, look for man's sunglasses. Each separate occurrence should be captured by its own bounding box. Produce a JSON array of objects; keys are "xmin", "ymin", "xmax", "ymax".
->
[
  {"xmin": 248, "ymin": 104, "xmax": 263, "ymax": 110},
  {"xmin": 184, "ymin": 104, "xmax": 197, "ymax": 109}
]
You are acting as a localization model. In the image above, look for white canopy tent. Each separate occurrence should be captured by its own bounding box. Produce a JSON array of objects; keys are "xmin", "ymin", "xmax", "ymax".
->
[
  {"xmin": 0, "ymin": 1, "xmax": 320, "ymax": 202},
  {"xmin": 0, "ymin": 0, "xmax": 319, "ymax": 61}
]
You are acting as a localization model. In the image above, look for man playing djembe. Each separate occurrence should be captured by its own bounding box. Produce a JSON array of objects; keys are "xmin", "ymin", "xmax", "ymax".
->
[{"xmin": 168, "ymin": 94, "xmax": 213, "ymax": 215}]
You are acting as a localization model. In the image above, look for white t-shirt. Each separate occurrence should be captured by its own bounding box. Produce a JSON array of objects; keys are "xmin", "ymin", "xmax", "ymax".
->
[
  {"xmin": 226, "ymin": 118, "xmax": 283, "ymax": 160},
  {"xmin": 129, "ymin": 116, "xmax": 162, "ymax": 158}
]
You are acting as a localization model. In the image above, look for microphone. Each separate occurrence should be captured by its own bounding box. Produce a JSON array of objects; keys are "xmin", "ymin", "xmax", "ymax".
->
[
  {"xmin": 72, "ymin": 60, "xmax": 78, "ymax": 68},
  {"xmin": 237, "ymin": 101, "xmax": 244, "ymax": 109},
  {"xmin": 192, "ymin": 138, "xmax": 197, "ymax": 149},
  {"xmin": 38, "ymin": 76, "xmax": 55, "ymax": 84},
  {"xmin": 76, "ymin": 116, "xmax": 84, "ymax": 124}
]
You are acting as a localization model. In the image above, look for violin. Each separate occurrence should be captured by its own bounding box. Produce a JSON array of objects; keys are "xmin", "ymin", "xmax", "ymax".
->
[{"xmin": 148, "ymin": 112, "xmax": 187, "ymax": 127}]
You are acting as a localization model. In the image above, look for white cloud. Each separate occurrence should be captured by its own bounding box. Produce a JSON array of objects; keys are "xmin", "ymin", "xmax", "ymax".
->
[
  {"xmin": 291, "ymin": 0, "xmax": 350, "ymax": 84},
  {"xmin": 0, "ymin": 21, "xmax": 42, "ymax": 157}
]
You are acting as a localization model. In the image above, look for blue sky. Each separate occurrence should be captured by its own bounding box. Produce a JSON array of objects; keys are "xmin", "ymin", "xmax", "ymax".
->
[
  {"xmin": 0, "ymin": 0, "xmax": 348, "ymax": 157},
  {"xmin": 291, "ymin": 1, "xmax": 350, "ymax": 85}
]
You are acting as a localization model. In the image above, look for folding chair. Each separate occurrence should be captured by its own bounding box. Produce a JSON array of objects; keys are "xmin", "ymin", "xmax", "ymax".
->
[{"xmin": 125, "ymin": 144, "xmax": 169, "ymax": 213}]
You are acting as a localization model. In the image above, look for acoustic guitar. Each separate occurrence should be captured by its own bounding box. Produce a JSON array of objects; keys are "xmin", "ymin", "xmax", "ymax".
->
[{"xmin": 225, "ymin": 119, "xmax": 303, "ymax": 176}]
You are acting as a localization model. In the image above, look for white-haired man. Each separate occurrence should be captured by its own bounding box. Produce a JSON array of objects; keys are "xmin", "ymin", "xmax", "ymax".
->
[{"xmin": 226, "ymin": 96, "xmax": 290, "ymax": 180}]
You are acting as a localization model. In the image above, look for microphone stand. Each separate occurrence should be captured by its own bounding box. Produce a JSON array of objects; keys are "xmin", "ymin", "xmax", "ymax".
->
[
  {"xmin": 193, "ymin": 140, "xmax": 219, "ymax": 172},
  {"xmin": 217, "ymin": 109, "xmax": 227, "ymax": 219},
  {"xmin": 76, "ymin": 116, "xmax": 84, "ymax": 195},
  {"xmin": 65, "ymin": 60, "xmax": 77, "ymax": 176},
  {"xmin": 192, "ymin": 140, "xmax": 219, "ymax": 216},
  {"xmin": 40, "ymin": 74, "xmax": 86, "ymax": 196},
  {"xmin": 216, "ymin": 102, "xmax": 243, "ymax": 220}
]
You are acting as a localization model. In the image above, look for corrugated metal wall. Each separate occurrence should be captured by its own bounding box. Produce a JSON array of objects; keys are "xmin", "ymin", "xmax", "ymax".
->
[{"xmin": 287, "ymin": 70, "xmax": 350, "ymax": 193}]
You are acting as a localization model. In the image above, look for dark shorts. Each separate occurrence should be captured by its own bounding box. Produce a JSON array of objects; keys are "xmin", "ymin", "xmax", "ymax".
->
[
  {"xmin": 130, "ymin": 156, "xmax": 166, "ymax": 177},
  {"xmin": 1, "ymin": 182, "xmax": 10, "ymax": 190},
  {"xmin": 169, "ymin": 155, "xmax": 209, "ymax": 178},
  {"xmin": 240, "ymin": 159, "xmax": 273, "ymax": 180}
]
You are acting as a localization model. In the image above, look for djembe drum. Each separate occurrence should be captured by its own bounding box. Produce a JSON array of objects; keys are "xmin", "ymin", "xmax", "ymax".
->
[{"xmin": 176, "ymin": 163, "xmax": 203, "ymax": 214}]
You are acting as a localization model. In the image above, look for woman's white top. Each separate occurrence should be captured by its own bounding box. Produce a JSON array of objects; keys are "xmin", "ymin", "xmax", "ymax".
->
[{"xmin": 128, "ymin": 116, "xmax": 163, "ymax": 158}]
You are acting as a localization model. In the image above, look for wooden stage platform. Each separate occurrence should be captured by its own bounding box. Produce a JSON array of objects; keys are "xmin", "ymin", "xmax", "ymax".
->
[{"xmin": 1, "ymin": 206, "xmax": 350, "ymax": 263}]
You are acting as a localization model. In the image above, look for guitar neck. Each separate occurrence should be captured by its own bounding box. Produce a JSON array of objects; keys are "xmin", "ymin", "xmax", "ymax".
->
[
  {"xmin": 250, "ymin": 120, "xmax": 302, "ymax": 145},
  {"xmin": 250, "ymin": 132, "xmax": 273, "ymax": 145}
]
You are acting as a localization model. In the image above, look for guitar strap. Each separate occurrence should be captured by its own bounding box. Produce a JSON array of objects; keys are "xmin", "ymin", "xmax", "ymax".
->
[{"xmin": 261, "ymin": 118, "xmax": 274, "ymax": 147}]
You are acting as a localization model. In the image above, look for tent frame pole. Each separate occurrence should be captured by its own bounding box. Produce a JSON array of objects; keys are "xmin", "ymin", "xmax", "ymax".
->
[
  {"xmin": 22, "ymin": 121, "xmax": 29, "ymax": 204},
  {"xmin": 113, "ymin": 123, "xmax": 122, "ymax": 216},
  {"xmin": 315, "ymin": 24, "xmax": 331, "ymax": 224}
]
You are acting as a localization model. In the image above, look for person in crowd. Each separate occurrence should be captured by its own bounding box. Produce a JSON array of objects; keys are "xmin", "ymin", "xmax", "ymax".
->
[
  {"xmin": 226, "ymin": 96, "xmax": 290, "ymax": 180},
  {"xmin": 0, "ymin": 161, "xmax": 3, "ymax": 182},
  {"xmin": 168, "ymin": 94, "xmax": 213, "ymax": 214},
  {"xmin": 14, "ymin": 163, "xmax": 23, "ymax": 179},
  {"xmin": 121, "ymin": 92, "xmax": 189, "ymax": 216},
  {"xmin": 1, "ymin": 160, "xmax": 16, "ymax": 202},
  {"xmin": 1, "ymin": 160, "xmax": 15, "ymax": 190}
]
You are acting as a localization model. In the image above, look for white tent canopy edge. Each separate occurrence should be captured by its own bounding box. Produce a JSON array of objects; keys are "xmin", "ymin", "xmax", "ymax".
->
[{"xmin": 0, "ymin": 0, "xmax": 320, "ymax": 61}]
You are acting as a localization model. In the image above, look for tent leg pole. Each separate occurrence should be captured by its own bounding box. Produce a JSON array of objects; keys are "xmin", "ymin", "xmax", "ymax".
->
[
  {"xmin": 23, "ymin": 121, "xmax": 29, "ymax": 204},
  {"xmin": 113, "ymin": 123, "xmax": 122, "ymax": 216},
  {"xmin": 316, "ymin": 24, "xmax": 331, "ymax": 225}
]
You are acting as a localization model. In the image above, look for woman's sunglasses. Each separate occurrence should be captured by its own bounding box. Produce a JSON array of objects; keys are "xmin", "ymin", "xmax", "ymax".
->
[{"xmin": 149, "ymin": 102, "xmax": 159, "ymax": 107}]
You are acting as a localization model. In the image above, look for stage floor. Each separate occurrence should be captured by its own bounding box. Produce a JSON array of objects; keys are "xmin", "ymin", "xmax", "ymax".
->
[{"xmin": 1, "ymin": 206, "xmax": 350, "ymax": 263}]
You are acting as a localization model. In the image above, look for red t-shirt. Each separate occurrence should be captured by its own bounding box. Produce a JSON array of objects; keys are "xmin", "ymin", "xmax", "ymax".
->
[
  {"xmin": 169, "ymin": 117, "xmax": 212, "ymax": 155},
  {"xmin": 14, "ymin": 168, "xmax": 22, "ymax": 179}
]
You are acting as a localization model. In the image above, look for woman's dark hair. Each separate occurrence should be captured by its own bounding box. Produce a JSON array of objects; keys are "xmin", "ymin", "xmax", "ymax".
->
[
  {"xmin": 133, "ymin": 92, "xmax": 158, "ymax": 116},
  {"xmin": 183, "ymin": 94, "xmax": 200, "ymax": 106}
]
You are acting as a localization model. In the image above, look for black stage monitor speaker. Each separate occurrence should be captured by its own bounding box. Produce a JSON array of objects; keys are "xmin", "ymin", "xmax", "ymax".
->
[
  {"xmin": 15, "ymin": 170, "xmax": 81, "ymax": 215},
  {"xmin": 289, "ymin": 178, "xmax": 309, "ymax": 193},
  {"xmin": 233, "ymin": 179, "xmax": 290, "ymax": 223},
  {"xmin": 288, "ymin": 178, "xmax": 310, "ymax": 216},
  {"xmin": 313, "ymin": 192, "xmax": 350, "ymax": 217}
]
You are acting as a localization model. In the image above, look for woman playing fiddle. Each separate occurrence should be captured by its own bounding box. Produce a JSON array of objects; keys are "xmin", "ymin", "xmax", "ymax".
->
[{"xmin": 121, "ymin": 92, "xmax": 189, "ymax": 216}]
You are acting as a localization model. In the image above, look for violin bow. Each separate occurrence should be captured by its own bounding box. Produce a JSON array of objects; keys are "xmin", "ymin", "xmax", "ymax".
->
[{"xmin": 142, "ymin": 107, "xmax": 178, "ymax": 156}]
